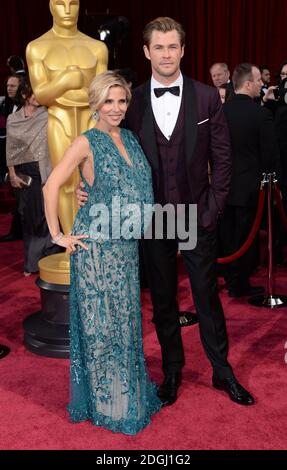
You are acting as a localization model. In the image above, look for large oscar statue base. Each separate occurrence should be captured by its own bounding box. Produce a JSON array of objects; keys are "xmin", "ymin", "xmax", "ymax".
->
[{"xmin": 23, "ymin": 253, "xmax": 70, "ymax": 358}]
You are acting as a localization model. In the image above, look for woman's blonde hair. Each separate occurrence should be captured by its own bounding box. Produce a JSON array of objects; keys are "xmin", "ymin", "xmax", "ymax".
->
[{"xmin": 88, "ymin": 70, "xmax": 132, "ymax": 111}]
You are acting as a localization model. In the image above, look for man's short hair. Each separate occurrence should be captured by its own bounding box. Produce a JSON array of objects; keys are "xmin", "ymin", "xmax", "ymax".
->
[
  {"xmin": 259, "ymin": 65, "xmax": 269, "ymax": 73},
  {"xmin": 232, "ymin": 63, "xmax": 256, "ymax": 90},
  {"xmin": 143, "ymin": 17, "xmax": 185, "ymax": 47},
  {"xmin": 210, "ymin": 62, "xmax": 229, "ymax": 73}
]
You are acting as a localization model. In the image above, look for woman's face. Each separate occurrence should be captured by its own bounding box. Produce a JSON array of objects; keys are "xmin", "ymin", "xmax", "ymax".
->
[
  {"xmin": 25, "ymin": 94, "xmax": 39, "ymax": 107},
  {"xmin": 280, "ymin": 64, "xmax": 287, "ymax": 81},
  {"xmin": 97, "ymin": 86, "xmax": 128, "ymax": 129}
]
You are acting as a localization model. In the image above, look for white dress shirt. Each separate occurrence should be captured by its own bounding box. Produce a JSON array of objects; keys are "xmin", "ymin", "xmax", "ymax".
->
[{"xmin": 151, "ymin": 73, "xmax": 183, "ymax": 140}]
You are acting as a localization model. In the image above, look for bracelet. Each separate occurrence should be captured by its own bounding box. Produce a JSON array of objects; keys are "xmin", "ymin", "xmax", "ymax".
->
[{"xmin": 51, "ymin": 231, "xmax": 64, "ymax": 244}]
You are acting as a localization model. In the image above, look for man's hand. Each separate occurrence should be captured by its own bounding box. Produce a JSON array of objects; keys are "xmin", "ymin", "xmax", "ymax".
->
[
  {"xmin": 76, "ymin": 181, "xmax": 89, "ymax": 207},
  {"xmin": 263, "ymin": 86, "xmax": 278, "ymax": 102}
]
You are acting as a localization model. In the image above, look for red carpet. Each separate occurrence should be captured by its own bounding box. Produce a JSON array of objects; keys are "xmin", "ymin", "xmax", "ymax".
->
[
  {"xmin": 0, "ymin": 213, "xmax": 287, "ymax": 450},
  {"xmin": 0, "ymin": 184, "xmax": 16, "ymax": 214}
]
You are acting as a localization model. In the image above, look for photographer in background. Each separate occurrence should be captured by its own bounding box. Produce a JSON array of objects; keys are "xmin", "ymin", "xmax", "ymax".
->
[
  {"xmin": 261, "ymin": 61, "xmax": 287, "ymax": 107},
  {"xmin": 261, "ymin": 61, "xmax": 287, "ymax": 263},
  {"xmin": 274, "ymin": 77, "xmax": 287, "ymax": 170},
  {"xmin": 274, "ymin": 74, "xmax": 287, "ymax": 262}
]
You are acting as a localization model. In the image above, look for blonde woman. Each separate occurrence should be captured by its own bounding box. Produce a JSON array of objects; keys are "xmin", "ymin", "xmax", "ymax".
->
[{"xmin": 43, "ymin": 71, "xmax": 161, "ymax": 435}]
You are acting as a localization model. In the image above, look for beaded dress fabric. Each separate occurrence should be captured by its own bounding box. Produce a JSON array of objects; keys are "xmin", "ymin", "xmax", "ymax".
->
[{"xmin": 68, "ymin": 128, "xmax": 161, "ymax": 434}]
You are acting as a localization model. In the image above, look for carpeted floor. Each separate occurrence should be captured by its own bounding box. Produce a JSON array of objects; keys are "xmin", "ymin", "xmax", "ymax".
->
[{"xmin": 0, "ymin": 213, "xmax": 287, "ymax": 450}]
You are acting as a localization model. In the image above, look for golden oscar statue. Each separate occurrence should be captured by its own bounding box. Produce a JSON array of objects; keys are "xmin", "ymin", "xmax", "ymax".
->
[{"xmin": 26, "ymin": 0, "xmax": 108, "ymax": 285}]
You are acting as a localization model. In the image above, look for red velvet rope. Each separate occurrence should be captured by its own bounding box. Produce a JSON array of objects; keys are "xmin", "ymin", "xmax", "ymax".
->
[
  {"xmin": 217, "ymin": 189, "xmax": 266, "ymax": 264},
  {"xmin": 274, "ymin": 183, "xmax": 287, "ymax": 232}
]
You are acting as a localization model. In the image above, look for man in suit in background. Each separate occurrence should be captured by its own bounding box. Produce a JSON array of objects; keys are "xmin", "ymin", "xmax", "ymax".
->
[
  {"xmin": 220, "ymin": 63, "xmax": 280, "ymax": 296},
  {"xmin": 125, "ymin": 18, "xmax": 254, "ymax": 406},
  {"xmin": 210, "ymin": 62, "xmax": 230, "ymax": 88},
  {"xmin": 209, "ymin": 62, "xmax": 234, "ymax": 101}
]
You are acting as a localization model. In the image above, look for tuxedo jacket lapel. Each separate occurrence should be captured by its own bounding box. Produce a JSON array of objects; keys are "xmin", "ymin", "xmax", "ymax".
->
[
  {"xmin": 139, "ymin": 81, "xmax": 159, "ymax": 171},
  {"xmin": 183, "ymin": 76, "xmax": 198, "ymax": 165}
]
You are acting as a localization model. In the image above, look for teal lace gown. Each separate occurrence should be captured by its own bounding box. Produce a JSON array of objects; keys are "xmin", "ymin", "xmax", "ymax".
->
[{"xmin": 68, "ymin": 128, "xmax": 161, "ymax": 435}]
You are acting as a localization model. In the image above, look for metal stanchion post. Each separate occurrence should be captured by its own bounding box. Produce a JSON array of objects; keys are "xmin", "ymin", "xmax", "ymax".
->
[{"xmin": 249, "ymin": 173, "xmax": 287, "ymax": 308}]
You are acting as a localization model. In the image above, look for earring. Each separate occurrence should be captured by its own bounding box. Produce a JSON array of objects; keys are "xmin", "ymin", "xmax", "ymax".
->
[{"xmin": 92, "ymin": 110, "xmax": 100, "ymax": 121}]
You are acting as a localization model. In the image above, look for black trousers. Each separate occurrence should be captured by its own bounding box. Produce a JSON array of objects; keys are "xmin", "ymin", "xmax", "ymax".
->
[{"xmin": 141, "ymin": 226, "xmax": 234, "ymax": 380}]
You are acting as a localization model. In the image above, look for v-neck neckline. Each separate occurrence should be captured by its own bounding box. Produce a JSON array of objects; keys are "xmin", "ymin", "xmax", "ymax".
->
[{"xmin": 93, "ymin": 127, "xmax": 133, "ymax": 168}]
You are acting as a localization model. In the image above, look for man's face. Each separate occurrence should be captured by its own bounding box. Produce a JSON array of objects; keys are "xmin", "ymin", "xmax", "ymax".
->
[
  {"xmin": 7, "ymin": 77, "xmax": 20, "ymax": 98},
  {"xmin": 250, "ymin": 67, "xmax": 263, "ymax": 98},
  {"xmin": 210, "ymin": 65, "xmax": 230, "ymax": 87},
  {"xmin": 261, "ymin": 69, "xmax": 271, "ymax": 85},
  {"xmin": 143, "ymin": 30, "xmax": 184, "ymax": 82},
  {"xmin": 50, "ymin": 0, "xmax": 79, "ymax": 28}
]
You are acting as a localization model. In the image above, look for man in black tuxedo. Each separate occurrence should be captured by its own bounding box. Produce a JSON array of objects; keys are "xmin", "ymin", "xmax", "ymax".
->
[
  {"xmin": 77, "ymin": 18, "xmax": 255, "ymax": 407},
  {"xmin": 124, "ymin": 18, "xmax": 254, "ymax": 406},
  {"xmin": 220, "ymin": 63, "xmax": 280, "ymax": 296}
]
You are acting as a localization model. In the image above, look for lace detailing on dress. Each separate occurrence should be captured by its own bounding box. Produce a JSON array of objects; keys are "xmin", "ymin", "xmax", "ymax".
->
[{"xmin": 68, "ymin": 128, "xmax": 161, "ymax": 434}]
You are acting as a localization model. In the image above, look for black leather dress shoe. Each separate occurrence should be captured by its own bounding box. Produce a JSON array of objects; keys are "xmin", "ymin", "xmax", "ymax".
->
[
  {"xmin": 228, "ymin": 285, "xmax": 265, "ymax": 298},
  {"xmin": 212, "ymin": 376, "xmax": 255, "ymax": 405},
  {"xmin": 157, "ymin": 371, "xmax": 182, "ymax": 406},
  {"xmin": 179, "ymin": 311, "xmax": 198, "ymax": 327}
]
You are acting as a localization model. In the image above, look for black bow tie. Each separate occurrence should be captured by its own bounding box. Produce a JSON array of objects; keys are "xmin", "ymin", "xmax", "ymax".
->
[{"xmin": 154, "ymin": 86, "xmax": 180, "ymax": 98}]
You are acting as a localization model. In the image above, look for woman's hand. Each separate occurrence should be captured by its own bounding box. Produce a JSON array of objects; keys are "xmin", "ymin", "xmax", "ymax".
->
[
  {"xmin": 54, "ymin": 233, "xmax": 89, "ymax": 253},
  {"xmin": 10, "ymin": 174, "xmax": 28, "ymax": 189},
  {"xmin": 76, "ymin": 181, "xmax": 89, "ymax": 207}
]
